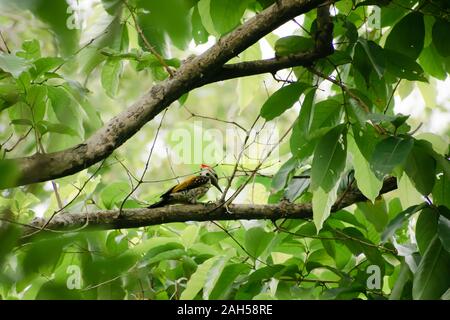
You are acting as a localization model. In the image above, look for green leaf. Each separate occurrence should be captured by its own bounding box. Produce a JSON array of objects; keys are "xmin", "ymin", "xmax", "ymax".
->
[
  {"xmin": 260, "ymin": 82, "xmax": 309, "ymax": 120},
  {"xmin": 0, "ymin": 160, "xmax": 20, "ymax": 189},
  {"xmin": 285, "ymin": 175, "xmax": 310, "ymax": 202},
  {"xmin": 433, "ymin": 168, "xmax": 450, "ymax": 208},
  {"xmin": 192, "ymin": 4, "xmax": 209, "ymax": 44},
  {"xmin": 381, "ymin": 203, "xmax": 426, "ymax": 243},
  {"xmin": 385, "ymin": 12, "xmax": 425, "ymax": 60},
  {"xmin": 357, "ymin": 201, "xmax": 389, "ymax": 232},
  {"xmin": 293, "ymin": 89, "xmax": 316, "ymax": 143},
  {"xmin": 274, "ymin": 36, "xmax": 314, "ymax": 56},
  {"xmin": 101, "ymin": 58, "xmax": 122, "ymax": 98},
  {"xmin": 0, "ymin": 53, "xmax": 30, "ymax": 78},
  {"xmin": 310, "ymin": 124, "xmax": 347, "ymax": 192},
  {"xmin": 100, "ymin": 181, "xmax": 130, "ymax": 209},
  {"xmin": 270, "ymin": 157, "xmax": 299, "ymax": 193},
  {"xmin": 144, "ymin": 249, "xmax": 185, "ymax": 266},
  {"xmin": 438, "ymin": 213, "xmax": 450, "ymax": 253},
  {"xmin": 348, "ymin": 133, "xmax": 382, "ymax": 202},
  {"xmin": 419, "ymin": 44, "xmax": 447, "ymax": 80},
  {"xmin": 416, "ymin": 207, "xmax": 439, "ymax": 256},
  {"xmin": 11, "ymin": 118, "xmax": 33, "ymax": 126},
  {"xmin": 101, "ymin": 0, "xmax": 123, "ymax": 15},
  {"xmin": 26, "ymin": 84, "xmax": 47, "ymax": 122},
  {"xmin": 312, "ymin": 183, "xmax": 339, "ymax": 232},
  {"xmin": 47, "ymin": 86, "xmax": 84, "ymax": 138},
  {"xmin": 432, "ymin": 19, "xmax": 450, "ymax": 57},
  {"xmin": 370, "ymin": 136, "xmax": 414, "ymax": 179},
  {"xmin": 31, "ymin": 57, "xmax": 64, "ymax": 79},
  {"xmin": 384, "ymin": 49, "xmax": 427, "ymax": 81},
  {"xmin": 358, "ymin": 39, "xmax": 385, "ymax": 78},
  {"xmin": 210, "ymin": 0, "xmax": 250, "ymax": 35},
  {"xmin": 36, "ymin": 120, "xmax": 79, "ymax": 137},
  {"xmin": 404, "ymin": 143, "xmax": 436, "ymax": 195},
  {"xmin": 412, "ymin": 235, "xmax": 450, "ymax": 300},
  {"xmin": 17, "ymin": 39, "xmax": 41, "ymax": 60},
  {"xmin": 209, "ymin": 263, "xmax": 250, "ymax": 299},
  {"xmin": 244, "ymin": 227, "xmax": 273, "ymax": 258},
  {"xmin": 16, "ymin": 0, "xmax": 79, "ymax": 55}
]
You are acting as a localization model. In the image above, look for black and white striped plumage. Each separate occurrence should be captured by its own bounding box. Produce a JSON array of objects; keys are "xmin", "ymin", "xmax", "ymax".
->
[{"xmin": 148, "ymin": 165, "xmax": 221, "ymax": 208}]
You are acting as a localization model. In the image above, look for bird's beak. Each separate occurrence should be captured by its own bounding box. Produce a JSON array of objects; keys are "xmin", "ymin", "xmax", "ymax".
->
[{"xmin": 211, "ymin": 178, "xmax": 222, "ymax": 193}]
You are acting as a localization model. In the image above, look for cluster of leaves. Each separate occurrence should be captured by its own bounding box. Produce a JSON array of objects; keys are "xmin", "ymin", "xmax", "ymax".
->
[
  {"xmin": 259, "ymin": 0, "xmax": 450, "ymax": 299},
  {"xmin": 0, "ymin": 0, "xmax": 449, "ymax": 300}
]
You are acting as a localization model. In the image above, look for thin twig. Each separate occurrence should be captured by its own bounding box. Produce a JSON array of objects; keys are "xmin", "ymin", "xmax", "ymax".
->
[
  {"xmin": 122, "ymin": 0, "xmax": 174, "ymax": 77},
  {"xmin": 118, "ymin": 109, "xmax": 168, "ymax": 216}
]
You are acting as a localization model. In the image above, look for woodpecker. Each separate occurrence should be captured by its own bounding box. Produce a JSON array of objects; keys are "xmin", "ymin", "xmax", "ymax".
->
[{"xmin": 148, "ymin": 164, "xmax": 222, "ymax": 208}]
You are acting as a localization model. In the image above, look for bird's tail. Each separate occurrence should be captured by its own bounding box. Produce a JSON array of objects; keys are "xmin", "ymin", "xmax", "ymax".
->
[{"xmin": 147, "ymin": 199, "xmax": 168, "ymax": 208}]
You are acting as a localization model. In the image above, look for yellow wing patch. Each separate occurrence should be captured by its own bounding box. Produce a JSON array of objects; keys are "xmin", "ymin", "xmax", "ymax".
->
[{"xmin": 171, "ymin": 176, "xmax": 198, "ymax": 193}]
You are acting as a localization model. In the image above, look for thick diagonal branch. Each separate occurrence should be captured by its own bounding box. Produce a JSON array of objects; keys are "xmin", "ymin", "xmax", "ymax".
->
[
  {"xmin": 2, "ymin": 0, "xmax": 335, "ymax": 189},
  {"xmin": 23, "ymin": 177, "xmax": 397, "ymax": 237}
]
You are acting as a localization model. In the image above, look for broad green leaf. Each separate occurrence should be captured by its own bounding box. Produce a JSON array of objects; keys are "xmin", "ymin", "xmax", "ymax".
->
[
  {"xmin": 36, "ymin": 282, "xmax": 82, "ymax": 300},
  {"xmin": 404, "ymin": 143, "xmax": 436, "ymax": 195},
  {"xmin": 293, "ymin": 89, "xmax": 316, "ymax": 143},
  {"xmin": 433, "ymin": 168, "xmax": 450, "ymax": 208},
  {"xmin": 100, "ymin": 181, "xmax": 130, "ymax": 209},
  {"xmin": 260, "ymin": 82, "xmax": 309, "ymax": 120},
  {"xmin": 192, "ymin": 4, "xmax": 209, "ymax": 44},
  {"xmin": 370, "ymin": 136, "xmax": 414, "ymax": 179},
  {"xmin": 244, "ymin": 227, "xmax": 273, "ymax": 258},
  {"xmin": 144, "ymin": 249, "xmax": 185, "ymax": 266},
  {"xmin": 137, "ymin": 0, "xmax": 191, "ymax": 51},
  {"xmin": 432, "ymin": 19, "xmax": 450, "ymax": 57},
  {"xmin": 384, "ymin": 49, "xmax": 427, "ymax": 81},
  {"xmin": 385, "ymin": 12, "xmax": 424, "ymax": 60},
  {"xmin": 357, "ymin": 200, "xmax": 389, "ymax": 232},
  {"xmin": 353, "ymin": 42, "xmax": 373, "ymax": 86},
  {"xmin": 203, "ymin": 256, "xmax": 230, "ymax": 299},
  {"xmin": 419, "ymin": 44, "xmax": 447, "ymax": 80},
  {"xmin": 31, "ymin": 57, "xmax": 64, "ymax": 79},
  {"xmin": 438, "ymin": 212, "xmax": 450, "ymax": 253},
  {"xmin": 358, "ymin": 39, "xmax": 385, "ymax": 78},
  {"xmin": 180, "ymin": 225, "xmax": 200, "ymax": 249},
  {"xmin": 11, "ymin": 118, "xmax": 33, "ymax": 126},
  {"xmin": 310, "ymin": 124, "xmax": 347, "ymax": 192},
  {"xmin": 47, "ymin": 86, "xmax": 84, "ymax": 138},
  {"xmin": 26, "ymin": 84, "xmax": 47, "ymax": 122},
  {"xmin": 389, "ymin": 261, "xmax": 412, "ymax": 300},
  {"xmin": 101, "ymin": 58, "xmax": 122, "ymax": 98},
  {"xmin": 348, "ymin": 133, "xmax": 382, "ymax": 202},
  {"xmin": 0, "ymin": 53, "xmax": 30, "ymax": 78},
  {"xmin": 20, "ymin": 0, "xmax": 79, "ymax": 55},
  {"xmin": 285, "ymin": 175, "xmax": 309, "ymax": 202},
  {"xmin": 412, "ymin": 235, "xmax": 450, "ymax": 300},
  {"xmin": 270, "ymin": 157, "xmax": 299, "ymax": 193},
  {"xmin": 209, "ymin": 263, "xmax": 250, "ymax": 300},
  {"xmin": 381, "ymin": 203, "xmax": 426, "ymax": 243},
  {"xmin": 16, "ymin": 39, "xmax": 41, "ymax": 60},
  {"xmin": 274, "ymin": 36, "xmax": 314, "ymax": 56},
  {"xmin": 416, "ymin": 207, "xmax": 439, "ymax": 256},
  {"xmin": 101, "ymin": 0, "xmax": 122, "ymax": 15},
  {"xmin": 36, "ymin": 120, "xmax": 78, "ymax": 137},
  {"xmin": 210, "ymin": 0, "xmax": 250, "ymax": 35},
  {"xmin": 198, "ymin": 0, "xmax": 217, "ymax": 36},
  {"xmin": 312, "ymin": 183, "xmax": 339, "ymax": 232}
]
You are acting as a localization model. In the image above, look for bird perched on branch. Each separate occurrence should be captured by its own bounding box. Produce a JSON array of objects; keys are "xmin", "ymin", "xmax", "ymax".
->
[{"xmin": 148, "ymin": 164, "xmax": 222, "ymax": 208}]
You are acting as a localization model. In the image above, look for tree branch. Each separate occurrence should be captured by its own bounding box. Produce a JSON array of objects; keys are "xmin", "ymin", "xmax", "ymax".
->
[
  {"xmin": 22, "ymin": 177, "xmax": 397, "ymax": 237},
  {"xmin": 1, "ymin": 0, "xmax": 335, "ymax": 189}
]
